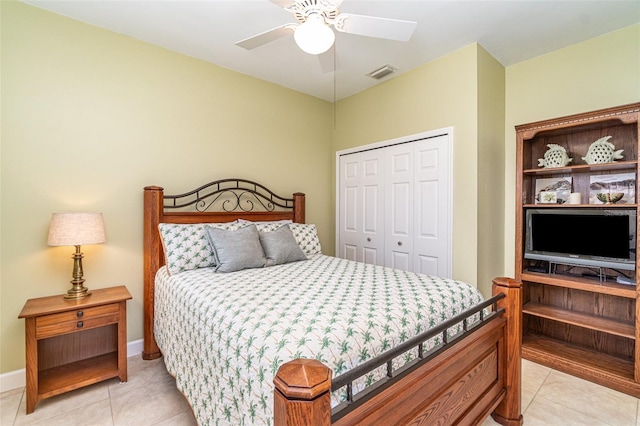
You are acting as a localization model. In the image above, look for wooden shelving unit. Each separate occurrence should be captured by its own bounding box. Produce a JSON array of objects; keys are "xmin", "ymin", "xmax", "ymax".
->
[{"xmin": 515, "ymin": 102, "xmax": 640, "ymax": 397}]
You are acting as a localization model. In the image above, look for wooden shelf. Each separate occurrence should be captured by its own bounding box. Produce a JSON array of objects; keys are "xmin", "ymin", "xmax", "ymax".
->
[
  {"xmin": 523, "ymin": 160, "xmax": 638, "ymax": 176},
  {"xmin": 521, "ymin": 272, "xmax": 637, "ymax": 298},
  {"xmin": 39, "ymin": 352, "xmax": 119, "ymax": 399},
  {"xmin": 523, "ymin": 333, "xmax": 640, "ymax": 398},
  {"xmin": 523, "ymin": 302, "xmax": 635, "ymax": 339}
]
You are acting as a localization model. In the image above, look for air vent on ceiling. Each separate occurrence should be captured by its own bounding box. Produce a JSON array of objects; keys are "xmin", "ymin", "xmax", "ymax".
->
[{"xmin": 367, "ymin": 64, "xmax": 397, "ymax": 80}]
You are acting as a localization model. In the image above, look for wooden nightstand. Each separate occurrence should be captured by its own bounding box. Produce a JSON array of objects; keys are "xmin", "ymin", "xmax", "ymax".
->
[{"xmin": 18, "ymin": 286, "xmax": 132, "ymax": 414}]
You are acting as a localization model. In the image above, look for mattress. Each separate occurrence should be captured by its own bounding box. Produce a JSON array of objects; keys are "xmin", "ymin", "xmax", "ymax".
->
[{"xmin": 154, "ymin": 254, "xmax": 484, "ymax": 425}]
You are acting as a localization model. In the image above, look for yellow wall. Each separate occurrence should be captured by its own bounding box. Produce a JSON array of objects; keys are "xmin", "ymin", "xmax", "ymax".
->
[
  {"xmin": 0, "ymin": 2, "xmax": 333, "ymax": 373},
  {"xmin": 333, "ymin": 44, "xmax": 481, "ymax": 287},
  {"xmin": 504, "ymin": 24, "xmax": 640, "ymax": 276},
  {"xmin": 477, "ymin": 46, "xmax": 505, "ymax": 296}
]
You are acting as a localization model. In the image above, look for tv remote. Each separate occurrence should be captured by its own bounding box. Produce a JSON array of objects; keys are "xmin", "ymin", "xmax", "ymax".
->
[{"xmin": 616, "ymin": 276, "xmax": 636, "ymax": 286}]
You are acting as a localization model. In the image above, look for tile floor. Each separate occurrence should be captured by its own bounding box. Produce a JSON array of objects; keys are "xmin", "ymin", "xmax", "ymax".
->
[{"xmin": 1, "ymin": 357, "xmax": 639, "ymax": 425}]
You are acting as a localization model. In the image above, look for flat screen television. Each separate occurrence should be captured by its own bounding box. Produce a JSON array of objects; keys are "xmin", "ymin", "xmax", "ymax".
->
[{"xmin": 524, "ymin": 208, "xmax": 636, "ymax": 271}]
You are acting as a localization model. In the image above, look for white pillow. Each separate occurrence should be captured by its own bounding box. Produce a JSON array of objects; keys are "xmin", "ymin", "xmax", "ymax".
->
[
  {"xmin": 289, "ymin": 223, "xmax": 322, "ymax": 255},
  {"xmin": 158, "ymin": 222, "xmax": 247, "ymax": 275},
  {"xmin": 158, "ymin": 223, "xmax": 216, "ymax": 275}
]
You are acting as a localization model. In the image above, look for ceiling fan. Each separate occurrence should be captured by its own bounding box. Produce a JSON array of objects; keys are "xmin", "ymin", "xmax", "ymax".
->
[{"xmin": 236, "ymin": 0, "xmax": 418, "ymax": 56}]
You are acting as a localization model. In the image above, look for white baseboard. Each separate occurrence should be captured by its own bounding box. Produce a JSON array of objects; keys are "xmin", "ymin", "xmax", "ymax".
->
[
  {"xmin": 0, "ymin": 339, "xmax": 144, "ymax": 394},
  {"xmin": 0, "ymin": 368, "xmax": 26, "ymax": 395},
  {"xmin": 127, "ymin": 339, "xmax": 143, "ymax": 358}
]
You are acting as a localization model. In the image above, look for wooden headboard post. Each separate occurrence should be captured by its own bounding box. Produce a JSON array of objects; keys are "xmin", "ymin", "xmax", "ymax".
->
[
  {"xmin": 293, "ymin": 192, "xmax": 305, "ymax": 224},
  {"xmin": 143, "ymin": 186, "xmax": 164, "ymax": 360}
]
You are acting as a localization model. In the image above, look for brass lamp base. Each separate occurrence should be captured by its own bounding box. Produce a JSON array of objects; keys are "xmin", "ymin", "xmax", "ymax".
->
[
  {"xmin": 64, "ymin": 282, "xmax": 92, "ymax": 299},
  {"xmin": 64, "ymin": 245, "xmax": 92, "ymax": 299}
]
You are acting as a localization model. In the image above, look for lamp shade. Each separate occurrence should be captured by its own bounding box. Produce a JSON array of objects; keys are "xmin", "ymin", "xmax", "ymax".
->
[
  {"xmin": 294, "ymin": 14, "xmax": 335, "ymax": 55},
  {"xmin": 47, "ymin": 213, "xmax": 106, "ymax": 246}
]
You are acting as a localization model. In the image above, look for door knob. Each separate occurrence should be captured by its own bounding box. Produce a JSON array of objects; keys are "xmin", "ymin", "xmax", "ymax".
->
[
  {"xmin": 397, "ymin": 241, "xmax": 402, "ymax": 246},
  {"xmin": 367, "ymin": 237, "xmax": 371, "ymax": 242}
]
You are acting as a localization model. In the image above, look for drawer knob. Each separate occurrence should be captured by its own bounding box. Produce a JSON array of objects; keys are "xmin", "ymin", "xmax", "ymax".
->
[
  {"xmin": 77, "ymin": 311, "xmax": 84, "ymax": 318},
  {"xmin": 77, "ymin": 321, "xmax": 84, "ymax": 328}
]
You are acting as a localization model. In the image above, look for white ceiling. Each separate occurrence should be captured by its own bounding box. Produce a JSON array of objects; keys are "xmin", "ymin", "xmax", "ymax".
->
[{"xmin": 23, "ymin": 0, "xmax": 640, "ymax": 102}]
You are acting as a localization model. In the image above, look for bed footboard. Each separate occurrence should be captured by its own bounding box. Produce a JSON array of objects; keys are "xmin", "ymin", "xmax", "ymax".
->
[{"xmin": 274, "ymin": 277, "xmax": 522, "ymax": 426}]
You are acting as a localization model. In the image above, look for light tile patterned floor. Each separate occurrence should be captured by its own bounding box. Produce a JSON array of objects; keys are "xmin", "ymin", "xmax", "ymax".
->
[
  {"xmin": 2, "ymin": 357, "xmax": 639, "ymax": 425},
  {"xmin": 482, "ymin": 360, "xmax": 640, "ymax": 426},
  {"xmin": 1, "ymin": 357, "xmax": 196, "ymax": 426}
]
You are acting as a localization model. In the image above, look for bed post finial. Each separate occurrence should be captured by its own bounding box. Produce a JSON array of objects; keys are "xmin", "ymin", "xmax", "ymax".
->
[
  {"xmin": 273, "ymin": 358, "xmax": 331, "ymax": 426},
  {"xmin": 491, "ymin": 277, "xmax": 523, "ymax": 426}
]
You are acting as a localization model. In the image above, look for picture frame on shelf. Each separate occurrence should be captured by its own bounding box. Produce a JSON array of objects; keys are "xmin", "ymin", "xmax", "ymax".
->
[
  {"xmin": 538, "ymin": 191, "xmax": 557, "ymax": 204},
  {"xmin": 535, "ymin": 177, "xmax": 572, "ymax": 204},
  {"xmin": 589, "ymin": 172, "xmax": 636, "ymax": 205}
]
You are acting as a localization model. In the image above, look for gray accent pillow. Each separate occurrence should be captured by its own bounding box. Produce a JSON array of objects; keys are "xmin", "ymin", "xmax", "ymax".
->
[
  {"xmin": 205, "ymin": 224, "xmax": 266, "ymax": 273},
  {"xmin": 259, "ymin": 224, "xmax": 307, "ymax": 266}
]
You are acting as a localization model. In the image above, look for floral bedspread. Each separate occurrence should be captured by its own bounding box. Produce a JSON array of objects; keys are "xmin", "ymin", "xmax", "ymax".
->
[{"xmin": 154, "ymin": 254, "xmax": 484, "ymax": 425}]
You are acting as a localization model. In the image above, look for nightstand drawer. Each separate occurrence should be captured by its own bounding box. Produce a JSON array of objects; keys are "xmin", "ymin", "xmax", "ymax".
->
[{"xmin": 36, "ymin": 303, "xmax": 120, "ymax": 339}]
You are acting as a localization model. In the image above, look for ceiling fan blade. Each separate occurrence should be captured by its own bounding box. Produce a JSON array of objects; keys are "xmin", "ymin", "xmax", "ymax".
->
[
  {"xmin": 318, "ymin": 46, "xmax": 335, "ymax": 74},
  {"xmin": 236, "ymin": 24, "xmax": 295, "ymax": 50},
  {"xmin": 334, "ymin": 14, "xmax": 417, "ymax": 42},
  {"xmin": 271, "ymin": 0, "xmax": 343, "ymax": 8},
  {"xmin": 268, "ymin": 0, "xmax": 295, "ymax": 8}
]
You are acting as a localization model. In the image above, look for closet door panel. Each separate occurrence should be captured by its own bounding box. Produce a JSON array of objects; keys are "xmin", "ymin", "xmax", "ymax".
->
[
  {"xmin": 344, "ymin": 244, "xmax": 358, "ymax": 262},
  {"xmin": 417, "ymin": 180, "xmax": 438, "ymax": 238},
  {"xmin": 363, "ymin": 184, "xmax": 380, "ymax": 234},
  {"xmin": 338, "ymin": 151, "xmax": 385, "ymax": 265},
  {"xmin": 363, "ymin": 247, "xmax": 380, "ymax": 265},
  {"xmin": 385, "ymin": 145, "xmax": 414, "ymax": 271},
  {"xmin": 362, "ymin": 182, "xmax": 382, "ymax": 265},
  {"xmin": 413, "ymin": 135, "xmax": 451, "ymax": 277},
  {"xmin": 339, "ymin": 158, "xmax": 360, "ymax": 262},
  {"xmin": 417, "ymin": 255, "xmax": 439, "ymax": 276},
  {"xmin": 390, "ymin": 251, "xmax": 411, "ymax": 271}
]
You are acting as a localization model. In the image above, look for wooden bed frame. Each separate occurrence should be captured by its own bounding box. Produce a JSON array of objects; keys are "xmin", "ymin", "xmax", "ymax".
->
[{"xmin": 143, "ymin": 179, "xmax": 523, "ymax": 426}]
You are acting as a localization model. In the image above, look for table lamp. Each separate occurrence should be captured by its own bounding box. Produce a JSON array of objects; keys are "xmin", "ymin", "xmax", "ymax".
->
[{"xmin": 47, "ymin": 212, "xmax": 106, "ymax": 299}]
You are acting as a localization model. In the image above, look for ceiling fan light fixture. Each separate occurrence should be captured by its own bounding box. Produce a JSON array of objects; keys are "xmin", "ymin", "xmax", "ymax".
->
[{"xmin": 293, "ymin": 13, "xmax": 335, "ymax": 55}]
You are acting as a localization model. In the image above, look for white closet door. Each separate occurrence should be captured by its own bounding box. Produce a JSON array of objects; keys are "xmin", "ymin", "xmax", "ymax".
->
[
  {"xmin": 338, "ymin": 150, "xmax": 385, "ymax": 265},
  {"xmin": 337, "ymin": 129, "xmax": 452, "ymax": 277},
  {"xmin": 385, "ymin": 143, "xmax": 414, "ymax": 271},
  {"xmin": 413, "ymin": 135, "xmax": 451, "ymax": 277}
]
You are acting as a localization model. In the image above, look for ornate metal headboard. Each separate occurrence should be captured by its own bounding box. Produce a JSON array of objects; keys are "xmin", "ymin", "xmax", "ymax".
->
[{"xmin": 163, "ymin": 178, "xmax": 297, "ymax": 213}]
